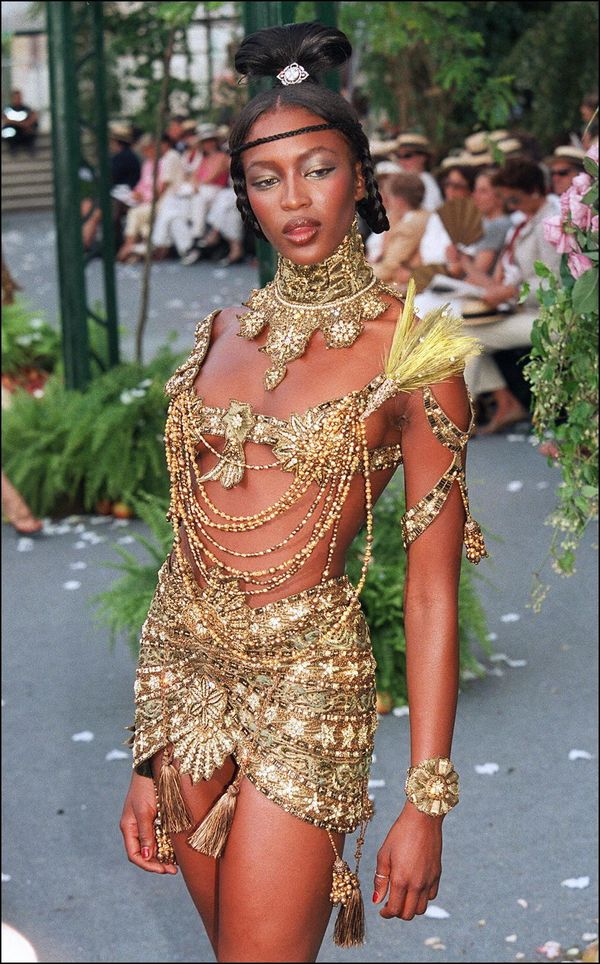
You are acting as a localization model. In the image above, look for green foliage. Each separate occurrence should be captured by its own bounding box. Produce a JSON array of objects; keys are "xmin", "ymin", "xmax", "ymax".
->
[
  {"xmin": 93, "ymin": 492, "xmax": 173, "ymax": 656},
  {"xmin": 1, "ymin": 347, "xmax": 181, "ymax": 517},
  {"xmin": 94, "ymin": 482, "xmax": 490, "ymax": 703},
  {"xmin": 347, "ymin": 480, "xmax": 490, "ymax": 704},
  {"xmin": 1, "ymin": 301, "xmax": 61, "ymax": 375},
  {"xmin": 524, "ymin": 153, "xmax": 598, "ymax": 609},
  {"xmin": 499, "ymin": 1, "xmax": 599, "ymax": 149}
]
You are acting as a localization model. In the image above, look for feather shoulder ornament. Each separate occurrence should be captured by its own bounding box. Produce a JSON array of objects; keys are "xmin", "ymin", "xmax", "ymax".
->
[{"xmin": 360, "ymin": 279, "xmax": 482, "ymax": 421}]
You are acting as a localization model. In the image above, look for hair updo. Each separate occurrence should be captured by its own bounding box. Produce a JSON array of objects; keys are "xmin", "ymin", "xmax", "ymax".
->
[{"xmin": 228, "ymin": 21, "xmax": 389, "ymax": 240}]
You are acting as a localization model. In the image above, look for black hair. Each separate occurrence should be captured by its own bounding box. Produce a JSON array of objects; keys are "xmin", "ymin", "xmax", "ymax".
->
[
  {"xmin": 228, "ymin": 21, "xmax": 389, "ymax": 240},
  {"xmin": 492, "ymin": 159, "xmax": 547, "ymax": 196},
  {"xmin": 441, "ymin": 163, "xmax": 478, "ymax": 192}
]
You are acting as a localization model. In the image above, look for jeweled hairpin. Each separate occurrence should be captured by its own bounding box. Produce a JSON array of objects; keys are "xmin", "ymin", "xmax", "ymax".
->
[{"xmin": 276, "ymin": 63, "xmax": 309, "ymax": 86}]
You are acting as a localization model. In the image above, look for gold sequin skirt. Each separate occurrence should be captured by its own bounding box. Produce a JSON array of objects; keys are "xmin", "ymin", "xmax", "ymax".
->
[{"xmin": 131, "ymin": 555, "xmax": 378, "ymax": 833}]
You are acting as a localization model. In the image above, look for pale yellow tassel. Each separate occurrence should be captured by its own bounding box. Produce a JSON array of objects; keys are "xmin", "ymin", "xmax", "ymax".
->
[
  {"xmin": 330, "ymin": 857, "xmax": 365, "ymax": 948},
  {"xmin": 187, "ymin": 774, "xmax": 241, "ymax": 857},
  {"xmin": 157, "ymin": 747, "xmax": 192, "ymax": 834}
]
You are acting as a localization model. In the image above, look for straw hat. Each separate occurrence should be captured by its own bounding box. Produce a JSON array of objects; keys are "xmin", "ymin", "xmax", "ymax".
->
[
  {"xmin": 396, "ymin": 132, "xmax": 431, "ymax": 153},
  {"xmin": 109, "ymin": 122, "xmax": 134, "ymax": 144},
  {"xmin": 196, "ymin": 123, "xmax": 221, "ymax": 142},
  {"xmin": 546, "ymin": 145, "xmax": 586, "ymax": 167},
  {"xmin": 496, "ymin": 138, "xmax": 523, "ymax": 157},
  {"xmin": 439, "ymin": 152, "xmax": 473, "ymax": 170},
  {"xmin": 461, "ymin": 298, "xmax": 511, "ymax": 325},
  {"xmin": 369, "ymin": 137, "xmax": 400, "ymax": 159},
  {"xmin": 464, "ymin": 132, "xmax": 490, "ymax": 155},
  {"xmin": 181, "ymin": 119, "xmax": 198, "ymax": 134},
  {"xmin": 375, "ymin": 160, "xmax": 403, "ymax": 177},
  {"xmin": 488, "ymin": 129, "xmax": 510, "ymax": 144}
]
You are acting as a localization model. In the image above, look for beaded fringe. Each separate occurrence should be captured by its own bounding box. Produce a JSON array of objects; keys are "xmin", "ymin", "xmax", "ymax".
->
[
  {"xmin": 330, "ymin": 857, "xmax": 365, "ymax": 947},
  {"xmin": 187, "ymin": 772, "xmax": 242, "ymax": 857},
  {"xmin": 157, "ymin": 746, "xmax": 193, "ymax": 834}
]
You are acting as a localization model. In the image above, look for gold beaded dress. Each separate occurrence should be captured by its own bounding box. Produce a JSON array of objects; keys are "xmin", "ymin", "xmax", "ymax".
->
[{"xmin": 129, "ymin": 222, "xmax": 486, "ymax": 946}]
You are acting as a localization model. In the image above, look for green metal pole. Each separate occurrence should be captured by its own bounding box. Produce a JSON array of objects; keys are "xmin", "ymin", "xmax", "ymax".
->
[
  {"xmin": 91, "ymin": 1, "xmax": 120, "ymax": 367},
  {"xmin": 47, "ymin": 0, "xmax": 90, "ymax": 390}
]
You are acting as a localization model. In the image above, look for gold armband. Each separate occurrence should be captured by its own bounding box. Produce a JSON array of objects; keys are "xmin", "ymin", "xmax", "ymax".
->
[{"xmin": 405, "ymin": 757, "xmax": 459, "ymax": 816}]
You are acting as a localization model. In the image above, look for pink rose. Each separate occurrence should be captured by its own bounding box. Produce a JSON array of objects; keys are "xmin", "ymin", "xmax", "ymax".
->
[
  {"xmin": 543, "ymin": 214, "xmax": 566, "ymax": 247},
  {"xmin": 592, "ymin": 215, "xmax": 599, "ymax": 232},
  {"xmin": 586, "ymin": 142, "xmax": 598, "ymax": 163},
  {"xmin": 571, "ymin": 171, "xmax": 593, "ymax": 196},
  {"xmin": 568, "ymin": 195, "xmax": 593, "ymax": 231},
  {"xmin": 568, "ymin": 251, "xmax": 593, "ymax": 278},
  {"xmin": 556, "ymin": 231, "xmax": 579, "ymax": 254}
]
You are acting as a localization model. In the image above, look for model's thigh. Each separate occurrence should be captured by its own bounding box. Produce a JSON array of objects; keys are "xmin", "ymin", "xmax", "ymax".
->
[
  {"xmin": 151, "ymin": 749, "xmax": 237, "ymax": 954},
  {"xmin": 217, "ymin": 776, "xmax": 345, "ymax": 964}
]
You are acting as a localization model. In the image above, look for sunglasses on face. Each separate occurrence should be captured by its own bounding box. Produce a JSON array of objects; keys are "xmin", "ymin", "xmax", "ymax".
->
[{"xmin": 551, "ymin": 168, "xmax": 573, "ymax": 177}]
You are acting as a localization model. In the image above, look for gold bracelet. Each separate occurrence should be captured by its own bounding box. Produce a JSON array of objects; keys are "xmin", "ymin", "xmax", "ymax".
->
[{"xmin": 404, "ymin": 757, "xmax": 459, "ymax": 816}]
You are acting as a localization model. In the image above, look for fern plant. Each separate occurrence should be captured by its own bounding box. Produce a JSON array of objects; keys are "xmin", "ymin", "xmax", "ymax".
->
[
  {"xmin": 94, "ymin": 483, "xmax": 490, "ymax": 704},
  {"xmin": 1, "ymin": 300, "xmax": 61, "ymax": 375},
  {"xmin": 1, "ymin": 346, "xmax": 181, "ymax": 516}
]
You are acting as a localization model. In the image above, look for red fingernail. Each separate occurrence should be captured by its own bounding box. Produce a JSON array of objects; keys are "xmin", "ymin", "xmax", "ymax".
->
[
  {"xmin": 141, "ymin": 847, "xmax": 150, "ymax": 859},
  {"xmin": 372, "ymin": 891, "xmax": 379, "ymax": 903}
]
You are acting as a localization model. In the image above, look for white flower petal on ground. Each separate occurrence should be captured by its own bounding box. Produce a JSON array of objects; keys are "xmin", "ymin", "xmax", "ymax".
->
[
  {"xmin": 561, "ymin": 876, "xmax": 590, "ymax": 889},
  {"xmin": 460, "ymin": 669, "xmax": 478, "ymax": 681},
  {"xmin": 536, "ymin": 940, "xmax": 562, "ymax": 959},
  {"xmin": 392, "ymin": 706, "xmax": 409, "ymax": 717},
  {"xmin": 105, "ymin": 749, "xmax": 129, "ymax": 761},
  {"xmin": 1, "ymin": 873, "xmax": 12, "ymax": 882},
  {"xmin": 568, "ymin": 750, "xmax": 593, "ymax": 761},
  {"xmin": 506, "ymin": 659, "xmax": 527, "ymax": 668},
  {"xmin": 16, "ymin": 538, "xmax": 34, "ymax": 552},
  {"xmin": 117, "ymin": 535, "xmax": 135, "ymax": 545},
  {"xmin": 70, "ymin": 561, "xmax": 87, "ymax": 571},
  {"xmin": 487, "ymin": 667, "xmax": 505, "ymax": 677},
  {"xmin": 475, "ymin": 763, "xmax": 499, "ymax": 775},
  {"xmin": 486, "ymin": 632, "xmax": 498, "ymax": 641},
  {"xmin": 368, "ymin": 778, "xmax": 386, "ymax": 788},
  {"xmin": 89, "ymin": 516, "xmax": 112, "ymax": 526},
  {"xmin": 62, "ymin": 581, "xmax": 81, "ymax": 590},
  {"xmin": 582, "ymin": 933, "xmax": 598, "ymax": 941},
  {"xmin": 72, "ymin": 730, "xmax": 94, "ymax": 742},
  {"xmin": 501, "ymin": 612, "xmax": 521, "ymax": 623},
  {"xmin": 424, "ymin": 906, "xmax": 450, "ymax": 919},
  {"xmin": 517, "ymin": 898, "xmax": 528, "ymax": 908},
  {"xmin": 73, "ymin": 541, "xmax": 88, "ymax": 549},
  {"xmin": 424, "ymin": 937, "xmax": 441, "ymax": 946},
  {"xmin": 507, "ymin": 434, "xmax": 526, "ymax": 442},
  {"xmin": 505, "ymin": 934, "xmax": 518, "ymax": 943},
  {"xmin": 515, "ymin": 953, "xmax": 526, "ymax": 961},
  {"xmin": 44, "ymin": 523, "xmax": 72, "ymax": 535},
  {"xmin": 490, "ymin": 652, "xmax": 508, "ymax": 662},
  {"xmin": 111, "ymin": 519, "xmax": 130, "ymax": 528},
  {"xmin": 536, "ymin": 481, "xmax": 550, "ymax": 489},
  {"xmin": 507, "ymin": 480, "xmax": 523, "ymax": 492},
  {"xmin": 166, "ymin": 299, "xmax": 184, "ymax": 309}
]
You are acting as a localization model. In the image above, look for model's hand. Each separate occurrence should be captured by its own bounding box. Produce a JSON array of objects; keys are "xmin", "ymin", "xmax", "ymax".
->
[
  {"xmin": 373, "ymin": 802, "xmax": 443, "ymax": 919},
  {"xmin": 120, "ymin": 772, "xmax": 178, "ymax": 875}
]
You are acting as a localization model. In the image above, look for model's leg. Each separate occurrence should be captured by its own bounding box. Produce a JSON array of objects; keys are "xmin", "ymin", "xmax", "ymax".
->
[
  {"xmin": 218, "ymin": 777, "xmax": 345, "ymax": 963},
  {"xmin": 150, "ymin": 749, "xmax": 237, "ymax": 955}
]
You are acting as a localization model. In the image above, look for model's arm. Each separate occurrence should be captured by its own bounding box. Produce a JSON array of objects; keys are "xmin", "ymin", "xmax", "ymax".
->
[{"xmin": 373, "ymin": 375, "xmax": 471, "ymax": 922}]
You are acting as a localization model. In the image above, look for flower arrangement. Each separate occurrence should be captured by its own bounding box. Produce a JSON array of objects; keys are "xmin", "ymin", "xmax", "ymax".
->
[{"xmin": 524, "ymin": 143, "xmax": 598, "ymax": 609}]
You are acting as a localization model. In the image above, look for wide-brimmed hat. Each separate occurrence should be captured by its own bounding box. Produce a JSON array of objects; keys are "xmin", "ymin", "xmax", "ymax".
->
[
  {"xmin": 181, "ymin": 118, "xmax": 198, "ymax": 134},
  {"xmin": 196, "ymin": 123, "xmax": 221, "ymax": 142},
  {"xmin": 546, "ymin": 145, "xmax": 586, "ymax": 167},
  {"xmin": 488, "ymin": 129, "xmax": 510, "ymax": 144},
  {"xmin": 396, "ymin": 132, "xmax": 431, "ymax": 153},
  {"xmin": 461, "ymin": 298, "xmax": 512, "ymax": 325},
  {"xmin": 496, "ymin": 137, "xmax": 523, "ymax": 157},
  {"xmin": 369, "ymin": 137, "xmax": 401, "ymax": 159},
  {"xmin": 464, "ymin": 132, "xmax": 490, "ymax": 155},
  {"xmin": 375, "ymin": 159, "xmax": 404, "ymax": 177},
  {"xmin": 439, "ymin": 152, "xmax": 474, "ymax": 170},
  {"xmin": 109, "ymin": 122, "xmax": 134, "ymax": 144}
]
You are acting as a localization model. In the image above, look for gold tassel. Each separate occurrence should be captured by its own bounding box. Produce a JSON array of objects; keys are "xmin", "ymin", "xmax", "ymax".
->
[
  {"xmin": 187, "ymin": 774, "xmax": 242, "ymax": 857},
  {"xmin": 157, "ymin": 746, "xmax": 193, "ymax": 834},
  {"xmin": 330, "ymin": 857, "xmax": 365, "ymax": 948},
  {"xmin": 463, "ymin": 515, "xmax": 488, "ymax": 564}
]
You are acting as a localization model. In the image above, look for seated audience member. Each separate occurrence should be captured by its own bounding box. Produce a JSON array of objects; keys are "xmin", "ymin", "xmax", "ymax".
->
[
  {"xmin": 1, "ymin": 89, "xmax": 38, "ymax": 153},
  {"xmin": 445, "ymin": 168, "xmax": 512, "ymax": 280},
  {"xmin": 364, "ymin": 158, "xmax": 403, "ymax": 262},
  {"xmin": 371, "ymin": 173, "xmax": 429, "ymax": 282},
  {"xmin": 394, "ymin": 133, "xmax": 443, "ymax": 211},
  {"xmin": 82, "ymin": 123, "xmax": 141, "ymax": 251},
  {"xmin": 461, "ymin": 159, "xmax": 561, "ymax": 433},
  {"xmin": 151, "ymin": 123, "xmax": 205, "ymax": 262},
  {"xmin": 546, "ymin": 145, "xmax": 586, "ymax": 197},
  {"xmin": 180, "ymin": 125, "xmax": 231, "ymax": 264},
  {"xmin": 416, "ymin": 161, "xmax": 480, "ymax": 270},
  {"xmin": 192, "ymin": 187, "xmax": 245, "ymax": 267},
  {"xmin": 116, "ymin": 133, "xmax": 183, "ymax": 263}
]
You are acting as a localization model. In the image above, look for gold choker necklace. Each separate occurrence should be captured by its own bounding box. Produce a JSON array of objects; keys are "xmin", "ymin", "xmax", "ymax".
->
[{"xmin": 237, "ymin": 220, "xmax": 391, "ymax": 390}]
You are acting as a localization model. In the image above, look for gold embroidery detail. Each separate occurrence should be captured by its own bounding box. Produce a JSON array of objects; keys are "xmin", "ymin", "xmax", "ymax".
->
[
  {"xmin": 197, "ymin": 399, "xmax": 257, "ymax": 488},
  {"xmin": 238, "ymin": 220, "xmax": 390, "ymax": 390}
]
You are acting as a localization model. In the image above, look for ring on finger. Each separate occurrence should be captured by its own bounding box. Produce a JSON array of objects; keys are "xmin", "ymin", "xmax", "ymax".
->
[{"xmin": 374, "ymin": 873, "xmax": 390, "ymax": 879}]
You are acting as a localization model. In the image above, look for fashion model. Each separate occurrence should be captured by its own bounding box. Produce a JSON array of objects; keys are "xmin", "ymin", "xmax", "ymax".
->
[{"xmin": 120, "ymin": 21, "xmax": 487, "ymax": 964}]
